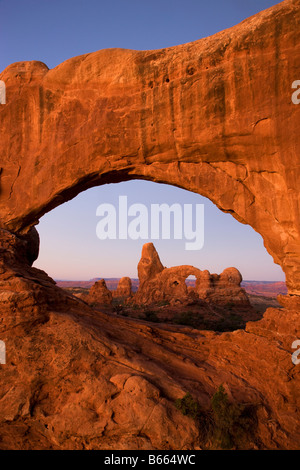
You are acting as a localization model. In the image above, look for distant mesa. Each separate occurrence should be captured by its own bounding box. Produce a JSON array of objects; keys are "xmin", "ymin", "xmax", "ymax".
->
[{"xmin": 86, "ymin": 242, "xmax": 250, "ymax": 308}]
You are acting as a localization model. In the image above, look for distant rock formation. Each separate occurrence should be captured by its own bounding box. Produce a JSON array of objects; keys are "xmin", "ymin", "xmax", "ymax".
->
[
  {"xmin": 87, "ymin": 279, "xmax": 113, "ymax": 306},
  {"xmin": 195, "ymin": 267, "xmax": 248, "ymax": 305},
  {"xmin": 133, "ymin": 243, "xmax": 249, "ymax": 306},
  {"xmin": 138, "ymin": 243, "xmax": 165, "ymax": 287},
  {"xmin": 84, "ymin": 243, "xmax": 249, "ymax": 307},
  {"xmin": 113, "ymin": 276, "xmax": 132, "ymax": 300},
  {"xmin": 1, "ymin": 0, "xmax": 300, "ymax": 297},
  {"xmin": 0, "ymin": 1, "xmax": 299, "ymax": 449}
]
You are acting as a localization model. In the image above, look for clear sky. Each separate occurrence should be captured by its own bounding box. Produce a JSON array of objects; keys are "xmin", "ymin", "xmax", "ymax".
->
[{"xmin": 1, "ymin": 0, "xmax": 285, "ymax": 282}]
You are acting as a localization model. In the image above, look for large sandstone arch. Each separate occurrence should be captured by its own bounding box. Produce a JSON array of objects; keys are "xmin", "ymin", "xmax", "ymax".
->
[{"xmin": 0, "ymin": 0, "xmax": 299, "ymax": 295}]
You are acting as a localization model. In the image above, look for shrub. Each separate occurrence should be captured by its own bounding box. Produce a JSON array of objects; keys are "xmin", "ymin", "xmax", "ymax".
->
[
  {"xmin": 175, "ymin": 393, "xmax": 202, "ymax": 420},
  {"xmin": 157, "ymin": 300, "xmax": 170, "ymax": 307},
  {"xmin": 144, "ymin": 310, "xmax": 160, "ymax": 323},
  {"xmin": 210, "ymin": 384, "xmax": 256, "ymax": 449},
  {"xmin": 175, "ymin": 385, "xmax": 258, "ymax": 450},
  {"xmin": 226, "ymin": 301, "xmax": 235, "ymax": 308},
  {"xmin": 173, "ymin": 311, "xmax": 196, "ymax": 327},
  {"xmin": 113, "ymin": 304, "xmax": 124, "ymax": 314}
]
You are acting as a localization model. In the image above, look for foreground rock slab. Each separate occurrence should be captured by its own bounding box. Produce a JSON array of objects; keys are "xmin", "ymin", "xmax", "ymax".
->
[
  {"xmin": 0, "ymin": 0, "xmax": 300, "ymax": 293},
  {"xmin": 0, "ymin": 0, "xmax": 299, "ymax": 450},
  {"xmin": 0, "ymin": 299, "xmax": 299, "ymax": 449}
]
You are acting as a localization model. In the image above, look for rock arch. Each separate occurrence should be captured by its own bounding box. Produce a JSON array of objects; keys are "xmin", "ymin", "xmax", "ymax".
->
[
  {"xmin": 0, "ymin": 0, "xmax": 299, "ymax": 296},
  {"xmin": 133, "ymin": 242, "xmax": 249, "ymax": 306}
]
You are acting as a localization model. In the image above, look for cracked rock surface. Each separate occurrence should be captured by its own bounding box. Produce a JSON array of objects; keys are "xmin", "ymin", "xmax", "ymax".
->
[
  {"xmin": 0, "ymin": 0, "xmax": 299, "ymax": 293},
  {"xmin": 0, "ymin": 0, "xmax": 299, "ymax": 450}
]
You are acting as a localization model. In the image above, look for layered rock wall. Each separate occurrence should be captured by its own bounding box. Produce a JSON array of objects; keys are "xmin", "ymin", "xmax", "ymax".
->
[{"xmin": 0, "ymin": 0, "xmax": 299, "ymax": 293}]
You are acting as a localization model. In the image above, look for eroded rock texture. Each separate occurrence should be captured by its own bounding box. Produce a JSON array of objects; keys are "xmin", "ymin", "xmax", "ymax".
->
[
  {"xmin": 0, "ymin": 0, "xmax": 299, "ymax": 450},
  {"xmin": 134, "ymin": 243, "xmax": 249, "ymax": 306},
  {"xmin": 196, "ymin": 267, "xmax": 249, "ymax": 305},
  {"xmin": 87, "ymin": 279, "xmax": 113, "ymax": 306},
  {"xmin": 0, "ymin": 0, "xmax": 300, "ymax": 293},
  {"xmin": 113, "ymin": 277, "xmax": 132, "ymax": 300}
]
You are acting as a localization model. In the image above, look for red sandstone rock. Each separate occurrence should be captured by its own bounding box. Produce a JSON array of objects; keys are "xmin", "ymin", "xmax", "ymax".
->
[
  {"xmin": 113, "ymin": 277, "xmax": 132, "ymax": 300},
  {"xmin": 87, "ymin": 279, "xmax": 113, "ymax": 306},
  {"xmin": 196, "ymin": 267, "xmax": 249, "ymax": 305},
  {"xmin": 134, "ymin": 243, "xmax": 249, "ymax": 307},
  {"xmin": 0, "ymin": 299, "xmax": 299, "ymax": 449},
  {"xmin": 0, "ymin": 0, "xmax": 299, "ymax": 294},
  {"xmin": 137, "ymin": 243, "xmax": 164, "ymax": 287},
  {"xmin": 0, "ymin": 0, "xmax": 299, "ymax": 451}
]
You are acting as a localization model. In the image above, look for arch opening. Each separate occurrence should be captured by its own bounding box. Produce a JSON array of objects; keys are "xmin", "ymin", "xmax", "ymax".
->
[{"xmin": 33, "ymin": 179, "xmax": 286, "ymax": 333}]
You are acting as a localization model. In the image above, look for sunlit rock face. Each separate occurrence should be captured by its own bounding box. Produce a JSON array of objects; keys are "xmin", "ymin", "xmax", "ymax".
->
[
  {"xmin": 0, "ymin": 0, "xmax": 299, "ymax": 451},
  {"xmin": 113, "ymin": 277, "xmax": 133, "ymax": 300},
  {"xmin": 0, "ymin": 0, "xmax": 300, "ymax": 294},
  {"xmin": 87, "ymin": 279, "xmax": 113, "ymax": 306},
  {"xmin": 134, "ymin": 243, "xmax": 250, "ymax": 306}
]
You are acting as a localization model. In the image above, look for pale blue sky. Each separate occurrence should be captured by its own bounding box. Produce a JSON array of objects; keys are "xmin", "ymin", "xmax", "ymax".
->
[
  {"xmin": 34, "ymin": 181, "xmax": 284, "ymax": 281},
  {"xmin": 0, "ymin": 0, "xmax": 285, "ymax": 281}
]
